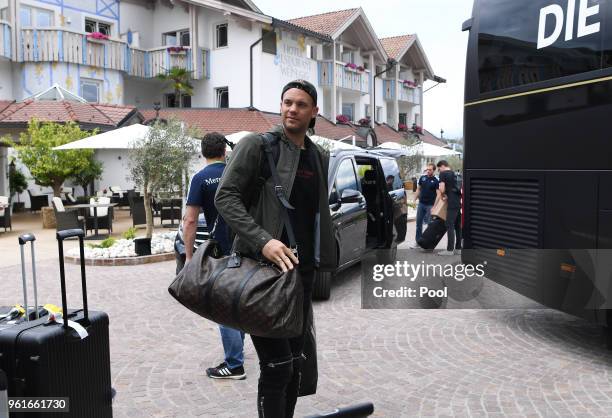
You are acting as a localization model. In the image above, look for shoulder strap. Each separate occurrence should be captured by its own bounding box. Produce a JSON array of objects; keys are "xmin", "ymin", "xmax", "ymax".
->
[{"xmin": 261, "ymin": 133, "xmax": 297, "ymax": 251}]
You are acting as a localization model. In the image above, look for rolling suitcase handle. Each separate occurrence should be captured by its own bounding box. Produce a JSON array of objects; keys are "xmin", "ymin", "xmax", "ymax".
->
[
  {"xmin": 56, "ymin": 229, "xmax": 89, "ymax": 329},
  {"xmin": 18, "ymin": 233, "xmax": 39, "ymax": 321},
  {"xmin": 0, "ymin": 369, "xmax": 8, "ymax": 418}
]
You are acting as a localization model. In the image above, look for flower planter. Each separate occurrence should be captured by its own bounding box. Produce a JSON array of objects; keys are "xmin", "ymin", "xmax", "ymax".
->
[
  {"xmin": 134, "ymin": 237, "xmax": 152, "ymax": 256},
  {"xmin": 86, "ymin": 38, "xmax": 108, "ymax": 45},
  {"xmin": 41, "ymin": 206, "xmax": 56, "ymax": 229}
]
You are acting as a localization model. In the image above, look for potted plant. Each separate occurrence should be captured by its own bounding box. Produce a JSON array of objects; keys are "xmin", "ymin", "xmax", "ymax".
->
[
  {"xmin": 356, "ymin": 65, "xmax": 365, "ymax": 72},
  {"xmin": 344, "ymin": 62, "xmax": 358, "ymax": 71},
  {"xmin": 336, "ymin": 114, "xmax": 350, "ymax": 124},
  {"xmin": 8, "ymin": 161, "xmax": 28, "ymax": 212},
  {"xmin": 398, "ymin": 123, "xmax": 408, "ymax": 132},
  {"xmin": 86, "ymin": 32, "xmax": 110, "ymax": 43},
  {"xmin": 167, "ymin": 46, "xmax": 187, "ymax": 54},
  {"xmin": 358, "ymin": 117, "xmax": 370, "ymax": 127}
]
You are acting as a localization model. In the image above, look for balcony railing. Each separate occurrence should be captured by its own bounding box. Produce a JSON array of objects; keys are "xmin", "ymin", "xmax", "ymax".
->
[
  {"xmin": 318, "ymin": 60, "xmax": 371, "ymax": 94},
  {"xmin": 19, "ymin": 28, "xmax": 209, "ymax": 79},
  {"xmin": 0, "ymin": 21, "xmax": 11, "ymax": 59},
  {"xmin": 383, "ymin": 79, "xmax": 421, "ymax": 105}
]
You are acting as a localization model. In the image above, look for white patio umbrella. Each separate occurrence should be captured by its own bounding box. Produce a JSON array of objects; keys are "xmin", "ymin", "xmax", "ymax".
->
[
  {"xmin": 53, "ymin": 124, "xmax": 151, "ymax": 150},
  {"xmin": 376, "ymin": 141, "xmax": 460, "ymax": 157},
  {"xmin": 310, "ymin": 135, "xmax": 362, "ymax": 151}
]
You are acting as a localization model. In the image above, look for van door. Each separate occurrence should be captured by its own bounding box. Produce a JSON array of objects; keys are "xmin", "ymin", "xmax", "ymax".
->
[
  {"xmin": 375, "ymin": 160, "xmax": 396, "ymax": 248},
  {"xmin": 329, "ymin": 158, "xmax": 367, "ymax": 266}
]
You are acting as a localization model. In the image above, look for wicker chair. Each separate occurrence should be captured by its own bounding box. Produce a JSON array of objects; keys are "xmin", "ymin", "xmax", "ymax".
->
[
  {"xmin": 85, "ymin": 197, "xmax": 113, "ymax": 234},
  {"xmin": 28, "ymin": 190, "xmax": 49, "ymax": 212},
  {"xmin": 52, "ymin": 197, "xmax": 84, "ymax": 232}
]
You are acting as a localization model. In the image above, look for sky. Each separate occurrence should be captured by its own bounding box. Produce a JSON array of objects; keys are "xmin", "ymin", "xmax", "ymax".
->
[{"xmin": 253, "ymin": 0, "xmax": 474, "ymax": 140}]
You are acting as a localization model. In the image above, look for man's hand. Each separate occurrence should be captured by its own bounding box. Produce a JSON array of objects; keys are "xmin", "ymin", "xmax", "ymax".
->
[{"xmin": 262, "ymin": 239, "xmax": 299, "ymax": 272}]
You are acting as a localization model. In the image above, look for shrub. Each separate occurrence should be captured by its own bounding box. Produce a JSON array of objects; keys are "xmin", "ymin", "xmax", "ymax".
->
[{"xmin": 122, "ymin": 227, "xmax": 137, "ymax": 240}]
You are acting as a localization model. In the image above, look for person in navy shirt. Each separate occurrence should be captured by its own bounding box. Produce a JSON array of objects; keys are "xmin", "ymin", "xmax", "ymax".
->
[
  {"xmin": 413, "ymin": 163, "xmax": 439, "ymax": 243},
  {"xmin": 182, "ymin": 132, "xmax": 246, "ymax": 380}
]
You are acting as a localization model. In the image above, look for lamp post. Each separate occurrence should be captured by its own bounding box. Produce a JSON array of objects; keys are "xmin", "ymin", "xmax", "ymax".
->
[{"xmin": 440, "ymin": 129, "xmax": 444, "ymax": 139}]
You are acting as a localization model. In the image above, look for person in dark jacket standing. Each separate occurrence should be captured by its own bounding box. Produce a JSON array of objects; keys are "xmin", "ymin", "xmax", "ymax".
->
[
  {"xmin": 437, "ymin": 160, "xmax": 462, "ymax": 255},
  {"xmin": 215, "ymin": 80, "xmax": 336, "ymax": 418},
  {"xmin": 413, "ymin": 163, "xmax": 439, "ymax": 243}
]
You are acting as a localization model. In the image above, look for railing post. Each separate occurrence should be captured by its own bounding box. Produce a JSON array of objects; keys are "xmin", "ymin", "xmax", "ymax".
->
[{"xmin": 32, "ymin": 29, "xmax": 38, "ymax": 61}]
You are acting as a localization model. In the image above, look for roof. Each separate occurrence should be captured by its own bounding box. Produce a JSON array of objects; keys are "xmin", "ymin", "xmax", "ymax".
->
[
  {"xmin": 380, "ymin": 35, "xmax": 415, "ymax": 60},
  {"xmin": 0, "ymin": 100, "xmax": 137, "ymax": 130},
  {"xmin": 287, "ymin": 8, "xmax": 360, "ymax": 37},
  {"xmin": 140, "ymin": 108, "xmax": 276, "ymax": 135},
  {"xmin": 417, "ymin": 129, "xmax": 448, "ymax": 147}
]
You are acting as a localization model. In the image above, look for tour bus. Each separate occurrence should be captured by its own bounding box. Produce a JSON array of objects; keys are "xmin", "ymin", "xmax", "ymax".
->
[{"xmin": 462, "ymin": 0, "xmax": 612, "ymax": 331}]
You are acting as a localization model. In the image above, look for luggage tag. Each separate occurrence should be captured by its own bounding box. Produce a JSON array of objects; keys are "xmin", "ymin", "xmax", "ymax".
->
[{"xmin": 47, "ymin": 312, "xmax": 89, "ymax": 340}]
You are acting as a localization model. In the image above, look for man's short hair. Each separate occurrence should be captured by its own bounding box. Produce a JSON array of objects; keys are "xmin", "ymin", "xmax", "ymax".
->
[
  {"xmin": 437, "ymin": 160, "xmax": 449, "ymax": 168},
  {"xmin": 201, "ymin": 132, "xmax": 227, "ymax": 159},
  {"xmin": 427, "ymin": 163, "xmax": 436, "ymax": 170}
]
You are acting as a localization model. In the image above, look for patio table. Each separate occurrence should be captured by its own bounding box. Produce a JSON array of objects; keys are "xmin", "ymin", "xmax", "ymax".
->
[{"xmin": 69, "ymin": 203, "xmax": 118, "ymax": 240}]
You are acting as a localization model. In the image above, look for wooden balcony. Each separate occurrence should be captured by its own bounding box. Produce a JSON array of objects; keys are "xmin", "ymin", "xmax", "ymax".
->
[
  {"xmin": 0, "ymin": 21, "xmax": 11, "ymax": 59},
  {"xmin": 19, "ymin": 28, "xmax": 209, "ymax": 79},
  {"xmin": 318, "ymin": 60, "xmax": 371, "ymax": 94},
  {"xmin": 383, "ymin": 79, "xmax": 421, "ymax": 105}
]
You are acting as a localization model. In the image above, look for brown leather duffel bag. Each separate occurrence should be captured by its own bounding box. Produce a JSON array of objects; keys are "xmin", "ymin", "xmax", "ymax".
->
[{"xmin": 168, "ymin": 239, "xmax": 303, "ymax": 338}]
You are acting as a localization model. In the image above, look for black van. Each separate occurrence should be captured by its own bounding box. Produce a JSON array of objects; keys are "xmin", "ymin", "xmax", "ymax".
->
[{"xmin": 313, "ymin": 149, "xmax": 406, "ymax": 300}]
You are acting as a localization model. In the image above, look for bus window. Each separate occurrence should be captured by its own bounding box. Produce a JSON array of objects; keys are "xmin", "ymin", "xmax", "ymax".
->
[{"xmin": 478, "ymin": 0, "xmax": 606, "ymax": 94}]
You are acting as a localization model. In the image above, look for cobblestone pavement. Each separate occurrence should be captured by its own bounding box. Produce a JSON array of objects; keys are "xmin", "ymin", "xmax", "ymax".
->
[{"xmin": 3, "ymin": 238, "xmax": 612, "ymax": 416}]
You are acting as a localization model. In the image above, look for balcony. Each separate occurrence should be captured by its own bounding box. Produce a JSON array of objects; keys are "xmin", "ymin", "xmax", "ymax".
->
[
  {"xmin": 318, "ymin": 61, "xmax": 370, "ymax": 94},
  {"xmin": 0, "ymin": 21, "xmax": 11, "ymax": 59},
  {"xmin": 383, "ymin": 79, "xmax": 421, "ymax": 105},
  {"xmin": 19, "ymin": 28, "xmax": 209, "ymax": 79}
]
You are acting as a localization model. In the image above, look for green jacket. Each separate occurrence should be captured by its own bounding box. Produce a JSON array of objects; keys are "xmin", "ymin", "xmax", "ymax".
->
[{"xmin": 215, "ymin": 125, "xmax": 337, "ymax": 271}]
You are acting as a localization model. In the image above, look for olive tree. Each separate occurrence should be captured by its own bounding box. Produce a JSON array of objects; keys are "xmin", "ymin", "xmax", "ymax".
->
[{"xmin": 128, "ymin": 119, "xmax": 198, "ymax": 238}]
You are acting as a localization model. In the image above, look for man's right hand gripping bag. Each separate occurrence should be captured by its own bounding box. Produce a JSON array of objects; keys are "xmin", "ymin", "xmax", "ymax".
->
[{"xmin": 168, "ymin": 240, "xmax": 304, "ymax": 338}]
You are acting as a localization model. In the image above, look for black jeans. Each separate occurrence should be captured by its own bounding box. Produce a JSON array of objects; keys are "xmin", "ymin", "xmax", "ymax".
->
[
  {"xmin": 251, "ymin": 270, "xmax": 314, "ymax": 418},
  {"xmin": 446, "ymin": 207, "xmax": 462, "ymax": 251}
]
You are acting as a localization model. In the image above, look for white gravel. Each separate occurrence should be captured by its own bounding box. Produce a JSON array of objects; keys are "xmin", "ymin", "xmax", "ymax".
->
[{"xmin": 66, "ymin": 232, "xmax": 176, "ymax": 259}]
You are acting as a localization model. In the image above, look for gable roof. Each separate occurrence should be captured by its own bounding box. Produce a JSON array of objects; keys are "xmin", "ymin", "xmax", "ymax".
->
[
  {"xmin": 287, "ymin": 8, "xmax": 360, "ymax": 37},
  {"xmin": 380, "ymin": 35, "xmax": 415, "ymax": 60},
  {"xmin": 0, "ymin": 100, "xmax": 137, "ymax": 130}
]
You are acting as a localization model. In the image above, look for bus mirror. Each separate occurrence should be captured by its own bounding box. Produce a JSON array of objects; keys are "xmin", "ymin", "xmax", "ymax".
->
[{"xmin": 462, "ymin": 18, "xmax": 473, "ymax": 32}]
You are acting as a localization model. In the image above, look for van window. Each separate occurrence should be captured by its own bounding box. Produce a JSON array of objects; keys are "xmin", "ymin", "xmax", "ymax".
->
[
  {"xmin": 330, "ymin": 159, "xmax": 358, "ymax": 203},
  {"xmin": 380, "ymin": 158, "xmax": 402, "ymax": 190}
]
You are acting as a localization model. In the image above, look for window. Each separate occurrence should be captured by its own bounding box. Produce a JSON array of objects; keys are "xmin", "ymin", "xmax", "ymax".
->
[
  {"xmin": 20, "ymin": 6, "xmax": 53, "ymax": 27},
  {"xmin": 85, "ymin": 18, "xmax": 111, "ymax": 36},
  {"xmin": 216, "ymin": 87, "xmax": 229, "ymax": 108},
  {"xmin": 342, "ymin": 103, "xmax": 354, "ymax": 121},
  {"xmin": 262, "ymin": 29, "xmax": 277, "ymax": 54},
  {"xmin": 330, "ymin": 159, "xmax": 359, "ymax": 204},
  {"xmin": 478, "ymin": 0, "xmax": 606, "ymax": 94},
  {"xmin": 342, "ymin": 50, "xmax": 354, "ymax": 64},
  {"xmin": 216, "ymin": 23, "xmax": 228, "ymax": 48},
  {"xmin": 306, "ymin": 45, "xmax": 317, "ymax": 60},
  {"xmin": 0, "ymin": 8, "xmax": 7, "ymax": 21},
  {"xmin": 163, "ymin": 30, "xmax": 190, "ymax": 47},
  {"xmin": 364, "ymin": 104, "xmax": 371, "ymax": 118},
  {"xmin": 380, "ymin": 158, "xmax": 403, "ymax": 190},
  {"xmin": 81, "ymin": 79, "xmax": 100, "ymax": 103},
  {"xmin": 376, "ymin": 106, "xmax": 383, "ymax": 122},
  {"xmin": 165, "ymin": 93, "xmax": 191, "ymax": 108},
  {"xmin": 322, "ymin": 45, "xmax": 334, "ymax": 60}
]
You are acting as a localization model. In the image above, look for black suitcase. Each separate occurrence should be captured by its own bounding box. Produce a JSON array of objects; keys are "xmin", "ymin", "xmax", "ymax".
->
[
  {"xmin": 0, "ymin": 229, "xmax": 112, "ymax": 418},
  {"xmin": 417, "ymin": 217, "xmax": 447, "ymax": 250},
  {"xmin": 305, "ymin": 402, "xmax": 374, "ymax": 417}
]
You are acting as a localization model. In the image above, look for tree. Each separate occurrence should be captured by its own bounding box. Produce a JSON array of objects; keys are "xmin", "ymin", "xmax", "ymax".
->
[
  {"xmin": 8, "ymin": 160, "xmax": 28, "ymax": 203},
  {"xmin": 8, "ymin": 120, "xmax": 94, "ymax": 197},
  {"xmin": 128, "ymin": 119, "xmax": 198, "ymax": 238},
  {"xmin": 72, "ymin": 156, "xmax": 103, "ymax": 196},
  {"xmin": 157, "ymin": 67, "xmax": 194, "ymax": 108}
]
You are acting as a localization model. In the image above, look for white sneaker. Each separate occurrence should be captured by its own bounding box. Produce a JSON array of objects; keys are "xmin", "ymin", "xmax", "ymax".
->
[
  {"xmin": 438, "ymin": 250, "xmax": 455, "ymax": 256},
  {"xmin": 408, "ymin": 242, "xmax": 421, "ymax": 249}
]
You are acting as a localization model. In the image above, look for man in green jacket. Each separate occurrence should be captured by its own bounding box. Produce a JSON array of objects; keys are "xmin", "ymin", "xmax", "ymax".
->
[{"xmin": 215, "ymin": 79, "xmax": 336, "ymax": 417}]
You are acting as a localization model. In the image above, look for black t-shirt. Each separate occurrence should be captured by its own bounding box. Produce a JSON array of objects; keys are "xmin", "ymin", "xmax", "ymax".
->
[
  {"xmin": 439, "ymin": 170, "xmax": 460, "ymax": 209},
  {"xmin": 418, "ymin": 175, "xmax": 439, "ymax": 205},
  {"xmin": 282, "ymin": 143, "xmax": 319, "ymax": 272}
]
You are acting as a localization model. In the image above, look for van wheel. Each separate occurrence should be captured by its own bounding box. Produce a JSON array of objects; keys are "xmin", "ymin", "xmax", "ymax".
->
[{"xmin": 313, "ymin": 271, "xmax": 331, "ymax": 301}]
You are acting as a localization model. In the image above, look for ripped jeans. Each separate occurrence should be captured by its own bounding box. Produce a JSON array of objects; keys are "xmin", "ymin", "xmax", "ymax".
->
[{"xmin": 250, "ymin": 270, "xmax": 314, "ymax": 418}]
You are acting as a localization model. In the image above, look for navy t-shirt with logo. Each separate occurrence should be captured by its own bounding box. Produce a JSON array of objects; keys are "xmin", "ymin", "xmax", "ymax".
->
[
  {"xmin": 187, "ymin": 162, "xmax": 231, "ymax": 255},
  {"xmin": 418, "ymin": 175, "xmax": 439, "ymax": 205}
]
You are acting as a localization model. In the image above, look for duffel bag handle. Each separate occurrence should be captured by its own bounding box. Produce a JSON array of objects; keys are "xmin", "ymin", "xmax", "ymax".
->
[{"xmin": 56, "ymin": 229, "xmax": 88, "ymax": 329}]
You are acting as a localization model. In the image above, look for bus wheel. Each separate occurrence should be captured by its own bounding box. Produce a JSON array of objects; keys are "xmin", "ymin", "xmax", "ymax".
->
[{"xmin": 313, "ymin": 270, "xmax": 331, "ymax": 300}]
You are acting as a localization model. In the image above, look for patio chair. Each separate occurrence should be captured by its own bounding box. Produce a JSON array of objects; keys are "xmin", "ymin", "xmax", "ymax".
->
[
  {"xmin": 109, "ymin": 186, "xmax": 129, "ymax": 208},
  {"xmin": 52, "ymin": 197, "xmax": 84, "ymax": 232},
  {"xmin": 130, "ymin": 196, "xmax": 149, "ymax": 227},
  {"xmin": 0, "ymin": 196, "xmax": 11, "ymax": 232},
  {"xmin": 28, "ymin": 190, "xmax": 49, "ymax": 212},
  {"xmin": 160, "ymin": 198, "xmax": 182, "ymax": 226},
  {"xmin": 86, "ymin": 197, "xmax": 113, "ymax": 234}
]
